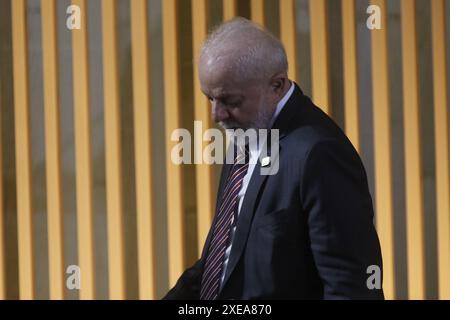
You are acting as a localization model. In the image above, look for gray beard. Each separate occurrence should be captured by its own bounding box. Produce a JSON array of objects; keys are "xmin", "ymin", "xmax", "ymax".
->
[
  {"xmin": 218, "ymin": 106, "xmax": 274, "ymax": 131},
  {"xmin": 248, "ymin": 105, "xmax": 274, "ymax": 130}
]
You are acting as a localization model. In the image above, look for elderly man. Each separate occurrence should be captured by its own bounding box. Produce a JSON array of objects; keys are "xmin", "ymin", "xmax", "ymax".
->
[{"xmin": 164, "ymin": 17, "xmax": 384, "ymax": 300}]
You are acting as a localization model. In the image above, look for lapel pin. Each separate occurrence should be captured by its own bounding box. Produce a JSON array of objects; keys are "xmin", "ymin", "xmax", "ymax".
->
[{"xmin": 261, "ymin": 156, "xmax": 271, "ymax": 167}]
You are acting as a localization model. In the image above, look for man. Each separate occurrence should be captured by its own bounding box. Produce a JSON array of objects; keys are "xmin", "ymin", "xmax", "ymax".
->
[{"xmin": 164, "ymin": 17, "xmax": 384, "ymax": 300}]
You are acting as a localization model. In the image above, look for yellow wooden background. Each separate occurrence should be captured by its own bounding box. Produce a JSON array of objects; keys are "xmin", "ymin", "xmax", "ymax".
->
[{"xmin": 0, "ymin": 0, "xmax": 449, "ymax": 300}]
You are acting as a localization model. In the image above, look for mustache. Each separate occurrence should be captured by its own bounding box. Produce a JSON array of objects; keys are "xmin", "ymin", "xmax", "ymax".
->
[{"xmin": 218, "ymin": 121, "xmax": 243, "ymax": 130}]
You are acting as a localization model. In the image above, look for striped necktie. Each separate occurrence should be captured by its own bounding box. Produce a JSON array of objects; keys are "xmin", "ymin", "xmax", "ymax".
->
[{"xmin": 200, "ymin": 144, "xmax": 250, "ymax": 300}]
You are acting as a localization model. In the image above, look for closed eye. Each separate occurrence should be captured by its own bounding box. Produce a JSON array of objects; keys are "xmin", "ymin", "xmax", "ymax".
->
[
  {"xmin": 205, "ymin": 95, "xmax": 243, "ymax": 108},
  {"xmin": 224, "ymin": 98, "xmax": 243, "ymax": 108},
  {"xmin": 227, "ymin": 101, "xmax": 241, "ymax": 108}
]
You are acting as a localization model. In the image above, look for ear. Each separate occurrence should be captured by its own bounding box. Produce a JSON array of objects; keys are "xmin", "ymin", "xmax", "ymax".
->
[{"xmin": 269, "ymin": 73, "xmax": 288, "ymax": 97}]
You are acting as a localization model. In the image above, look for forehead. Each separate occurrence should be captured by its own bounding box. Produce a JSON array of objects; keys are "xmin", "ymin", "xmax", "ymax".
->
[
  {"xmin": 199, "ymin": 58, "xmax": 248, "ymax": 96},
  {"xmin": 200, "ymin": 57, "xmax": 234, "ymax": 82},
  {"xmin": 200, "ymin": 74, "xmax": 241, "ymax": 97}
]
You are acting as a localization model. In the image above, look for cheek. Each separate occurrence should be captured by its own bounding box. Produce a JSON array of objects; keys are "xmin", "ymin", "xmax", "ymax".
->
[
  {"xmin": 247, "ymin": 95, "xmax": 266, "ymax": 114},
  {"xmin": 230, "ymin": 93, "xmax": 265, "ymax": 121},
  {"xmin": 234, "ymin": 103, "xmax": 259, "ymax": 120}
]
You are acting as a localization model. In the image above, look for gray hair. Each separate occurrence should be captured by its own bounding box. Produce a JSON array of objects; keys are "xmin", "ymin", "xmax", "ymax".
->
[{"xmin": 199, "ymin": 17, "xmax": 288, "ymax": 82}]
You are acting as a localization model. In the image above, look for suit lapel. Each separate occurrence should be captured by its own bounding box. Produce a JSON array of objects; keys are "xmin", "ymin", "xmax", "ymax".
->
[{"xmin": 219, "ymin": 140, "xmax": 283, "ymax": 293}]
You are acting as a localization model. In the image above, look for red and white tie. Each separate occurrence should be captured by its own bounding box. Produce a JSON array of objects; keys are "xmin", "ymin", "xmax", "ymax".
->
[{"xmin": 200, "ymin": 145, "xmax": 249, "ymax": 300}]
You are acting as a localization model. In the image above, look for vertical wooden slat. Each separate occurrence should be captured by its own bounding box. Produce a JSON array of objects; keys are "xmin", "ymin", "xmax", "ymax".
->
[
  {"xmin": 192, "ymin": 0, "xmax": 215, "ymax": 254},
  {"xmin": 101, "ymin": 0, "xmax": 125, "ymax": 300},
  {"xmin": 223, "ymin": 0, "xmax": 237, "ymax": 21},
  {"xmin": 130, "ymin": 0, "xmax": 156, "ymax": 299},
  {"xmin": 251, "ymin": 0, "xmax": 265, "ymax": 26},
  {"xmin": 309, "ymin": 0, "xmax": 331, "ymax": 114},
  {"xmin": 163, "ymin": 0, "xmax": 186, "ymax": 287},
  {"xmin": 11, "ymin": 0, "xmax": 35, "ymax": 300},
  {"xmin": 431, "ymin": 0, "xmax": 450, "ymax": 300},
  {"xmin": 71, "ymin": 0, "xmax": 95, "ymax": 299},
  {"xmin": 400, "ymin": 0, "xmax": 425, "ymax": 300},
  {"xmin": 370, "ymin": 0, "xmax": 395, "ymax": 299},
  {"xmin": 0, "ymin": 76, "xmax": 5, "ymax": 300},
  {"xmin": 341, "ymin": 0, "xmax": 360, "ymax": 152},
  {"xmin": 279, "ymin": 0, "xmax": 298, "ymax": 81},
  {"xmin": 41, "ymin": 0, "xmax": 65, "ymax": 300}
]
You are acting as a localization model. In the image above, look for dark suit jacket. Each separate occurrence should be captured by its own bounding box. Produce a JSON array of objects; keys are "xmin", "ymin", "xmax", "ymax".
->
[{"xmin": 164, "ymin": 84, "xmax": 384, "ymax": 300}]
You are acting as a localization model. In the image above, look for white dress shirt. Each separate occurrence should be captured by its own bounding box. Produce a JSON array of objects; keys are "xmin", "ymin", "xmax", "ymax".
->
[{"xmin": 219, "ymin": 81, "xmax": 295, "ymax": 287}]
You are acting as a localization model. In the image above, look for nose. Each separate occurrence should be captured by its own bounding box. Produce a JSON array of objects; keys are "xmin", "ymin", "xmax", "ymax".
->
[{"xmin": 212, "ymin": 101, "xmax": 229, "ymax": 123}]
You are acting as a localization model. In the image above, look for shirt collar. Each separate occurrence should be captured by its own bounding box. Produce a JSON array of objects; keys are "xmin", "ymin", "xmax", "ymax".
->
[{"xmin": 269, "ymin": 81, "xmax": 295, "ymax": 129}]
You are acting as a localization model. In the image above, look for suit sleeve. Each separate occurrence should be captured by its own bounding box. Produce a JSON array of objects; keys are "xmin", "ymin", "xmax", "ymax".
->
[
  {"xmin": 300, "ymin": 139, "xmax": 384, "ymax": 299},
  {"xmin": 162, "ymin": 259, "xmax": 203, "ymax": 300}
]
